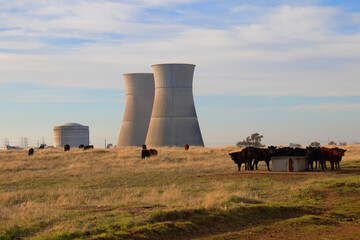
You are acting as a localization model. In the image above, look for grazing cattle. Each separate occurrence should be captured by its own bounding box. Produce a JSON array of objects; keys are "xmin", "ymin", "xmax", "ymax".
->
[
  {"xmin": 141, "ymin": 145, "xmax": 157, "ymax": 158},
  {"xmin": 78, "ymin": 144, "xmax": 84, "ymax": 149},
  {"xmin": 306, "ymin": 147, "xmax": 322, "ymax": 170},
  {"xmin": 269, "ymin": 146, "xmax": 294, "ymax": 156},
  {"xmin": 149, "ymin": 149, "xmax": 158, "ymax": 156},
  {"xmin": 247, "ymin": 147, "xmax": 271, "ymax": 171},
  {"xmin": 39, "ymin": 144, "xmax": 45, "ymax": 149},
  {"xmin": 64, "ymin": 144, "xmax": 70, "ymax": 151},
  {"xmin": 28, "ymin": 148, "xmax": 34, "ymax": 156},
  {"xmin": 184, "ymin": 144, "xmax": 189, "ymax": 150},
  {"xmin": 84, "ymin": 145, "xmax": 94, "ymax": 150},
  {"xmin": 228, "ymin": 149, "xmax": 250, "ymax": 171},
  {"xmin": 294, "ymin": 148, "xmax": 307, "ymax": 156}
]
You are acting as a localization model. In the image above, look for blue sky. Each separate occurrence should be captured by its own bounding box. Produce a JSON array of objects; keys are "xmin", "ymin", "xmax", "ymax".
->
[{"xmin": 1, "ymin": 0, "xmax": 360, "ymax": 147}]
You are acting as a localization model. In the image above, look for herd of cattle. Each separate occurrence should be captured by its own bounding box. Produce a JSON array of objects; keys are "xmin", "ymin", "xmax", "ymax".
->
[
  {"xmin": 229, "ymin": 146, "xmax": 346, "ymax": 171},
  {"xmin": 26, "ymin": 143, "xmax": 347, "ymax": 172},
  {"xmin": 28, "ymin": 144, "xmax": 94, "ymax": 156}
]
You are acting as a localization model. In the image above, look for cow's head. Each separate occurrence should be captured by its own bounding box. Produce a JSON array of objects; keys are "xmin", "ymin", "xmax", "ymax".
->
[
  {"xmin": 228, "ymin": 152, "xmax": 238, "ymax": 162},
  {"xmin": 268, "ymin": 146, "xmax": 277, "ymax": 155}
]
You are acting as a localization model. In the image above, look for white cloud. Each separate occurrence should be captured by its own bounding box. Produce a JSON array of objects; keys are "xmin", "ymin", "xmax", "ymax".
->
[{"xmin": 0, "ymin": 2, "xmax": 360, "ymax": 96}]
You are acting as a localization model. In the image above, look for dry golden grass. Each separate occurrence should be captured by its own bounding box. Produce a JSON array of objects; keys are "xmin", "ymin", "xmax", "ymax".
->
[{"xmin": 0, "ymin": 145, "xmax": 359, "ymax": 239}]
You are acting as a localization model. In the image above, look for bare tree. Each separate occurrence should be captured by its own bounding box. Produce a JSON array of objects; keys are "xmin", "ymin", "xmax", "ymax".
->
[
  {"xmin": 328, "ymin": 141, "xmax": 337, "ymax": 146},
  {"xmin": 236, "ymin": 133, "xmax": 264, "ymax": 147}
]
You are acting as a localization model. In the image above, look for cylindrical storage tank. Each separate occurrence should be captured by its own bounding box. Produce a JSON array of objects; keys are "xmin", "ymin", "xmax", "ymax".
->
[
  {"xmin": 117, "ymin": 73, "xmax": 155, "ymax": 147},
  {"xmin": 145, "ymin": 63, "xmax": 204, "ymax": 147},
  {"xmin": 53, "ymin": 123, "xmax": 89, "ymax": 148}
]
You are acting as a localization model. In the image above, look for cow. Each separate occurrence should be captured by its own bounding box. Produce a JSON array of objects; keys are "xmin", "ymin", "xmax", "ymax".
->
[
  {"xmin": 28, "ymin": 148, "xmax": 34, "ymax": 156},
  {"xmin": 78, "ymin": 144, "xmax": 84, "ymax": 149},
  {"xmin": 228, "ymin": 149, "xmax": 251, "ymax": 171},
  {"xmin": 322, "ymin": 147, "xmax": 346, "ymax": 170},
  {"xmin": 247, "ymin": 147, "xmax": 271, "ymax": 171},
  {"xmin": 333, "ymin": 147, "xmax": 346, "ymax": 170},
  {"xmin": 306, "ymin": 147, "xmax": 322, "ymax": 170},
  {"xmin": 294, "ymin": 148, "xmax": 307, "ymax": 156},
  {"xmin": 141, "ymin": 145, "xmax": 158, "ymax": 158},
  {"xmin": 64, "ymin": 144, "xmax": 70, "ymax": 151},
  {"xmin": 84, "ymin": 145, "xmax": 94, "ymax": 150},
  {"xmin": 39, "ymin": 144, "xmax": 45, "ymax": 149},
  {"xmin": 184, "ymin": 144, "xmax": 189, "ymax": 150}
]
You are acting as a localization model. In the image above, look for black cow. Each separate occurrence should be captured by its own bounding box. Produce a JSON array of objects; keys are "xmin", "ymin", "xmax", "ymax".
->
[
  {"xmin": 141, "ymin": 144, "xmax": 157, "ymax": 158},
  {"xmin": 78, "ymin": 144, "xmax": 84, "ymax": 149},
  {"xmin": 28, "ymin": 148, "xmax": 34, "ymax": 156},
  {"xmin": 306, "ymin": 147, "xmax": 322, "ymax": 170},
  {"xmin": 247, "ymin": 147, "xmax": 271, "ymax": 171},
  {"xmin": 84, "ymin": 145, "xmax": 94, "ymax": 150},
  {"xmin": 228, "ymin": 149, "xmax": 251, "ymax": 171},
  {"xmin": 64, "ymin": 144, "xmax": 70, "ymax": 151},
  {"xmin": 294, "ymin": 148, "xmax": 307, "ymax": 156}
]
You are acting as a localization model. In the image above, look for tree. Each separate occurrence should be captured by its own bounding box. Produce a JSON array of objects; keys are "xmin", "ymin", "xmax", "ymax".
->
[
  {"xmin": 309, "ymin": 141, "xmax": 321, "ymax": 147},
  {"xmin": 339, "ymin": 141, "xmax": 347, "ymax": 146},
  {"xmin": 236, "ymin": 133, "xmax": 264, "ymax": 147},
  {"xmin": 328, "ymin": 141, "xmax": 337, "ymax": 146},
  {"xmin": 289, "ymin": 143, "xmax": 302, "ymax": 147}
]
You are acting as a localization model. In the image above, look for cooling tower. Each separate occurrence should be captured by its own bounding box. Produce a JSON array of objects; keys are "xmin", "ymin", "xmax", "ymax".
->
[
  {"xmin": 117, "ymin": 73, "xmax": 155, "ymax": 147},
  {"xmin": 145, "ymin": 63, "xmax": 204, "ymax": 147},
  {"xmin": 53, "ymin": 123, "xmax": 89, "ymax": 148}
]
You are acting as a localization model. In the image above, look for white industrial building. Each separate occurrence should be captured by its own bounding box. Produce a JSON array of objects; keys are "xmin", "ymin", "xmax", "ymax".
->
[
  {"xmin": 117, "ymin": 63, "xmax": 204, "ymax": 147},
  {"xmin": 53, "ymin": 123, "xmax": 89, "ymax": 148},
  {"xmin": 117, "ymin": 73, "xmax": 155, "ymax": 147},
  {"xmin": 145, "ymin": 63, "xmax": 204, "ymax": 147}
]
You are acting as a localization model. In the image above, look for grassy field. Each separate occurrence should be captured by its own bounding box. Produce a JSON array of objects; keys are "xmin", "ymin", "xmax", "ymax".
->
[{"xmin": 0, "ymin": 145, "xmax": 359, "ymax": 239}]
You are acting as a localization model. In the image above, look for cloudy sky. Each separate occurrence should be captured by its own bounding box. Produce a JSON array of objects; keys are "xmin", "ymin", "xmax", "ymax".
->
[{"xmin": 1, "ymin": 0, "xmax": 360, "ymax": 148}]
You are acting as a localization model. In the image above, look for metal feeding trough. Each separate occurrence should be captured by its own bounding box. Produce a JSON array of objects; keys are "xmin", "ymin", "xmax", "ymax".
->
[{"xmin": 271, "ymin": 156, "xmax": 308, "ymax": 172}]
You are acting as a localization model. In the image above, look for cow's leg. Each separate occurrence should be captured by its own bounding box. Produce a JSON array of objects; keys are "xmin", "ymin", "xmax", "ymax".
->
[
  {"xmin": 330, "ymin": 161, "xmax": 334, "ymax": 170},
  {"xmin": 253, "ymin": 160, "xmax": 258, "ymax": 170},
  {"xmin": 266, "ymin": 161, "xmax": 270, "ymax": 171},
  {"xmin": 238, "ymin": 163, "xmax": 241, "ymax": 171},
  {"xmin": 249, "ymin": 160, "xmax": 253, "ymax": 170}
]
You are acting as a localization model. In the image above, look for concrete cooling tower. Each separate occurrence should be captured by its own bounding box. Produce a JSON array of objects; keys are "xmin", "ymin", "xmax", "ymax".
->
[
  {"xmin": 53, "ymin": 123, "xmax": 89, "ymax": 148},
  {"xmin": 145, "ymin": 63, "xmax": 204, "ymax": 147},
  {"xmin": 117, "ymin": 73, "xmax": 155, "ymax": 147}
]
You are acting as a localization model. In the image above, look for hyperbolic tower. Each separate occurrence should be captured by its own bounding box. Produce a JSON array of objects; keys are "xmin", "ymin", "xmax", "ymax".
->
[
  {"xmin": 117, "ymin": 73, "xmax": 155, "ymax": 147},
  {"xmin": 145, "ymin": 63, "xmax": 204, "ymax": 147}
]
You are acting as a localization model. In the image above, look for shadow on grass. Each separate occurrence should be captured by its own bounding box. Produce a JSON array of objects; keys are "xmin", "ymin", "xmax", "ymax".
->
[
  {"xmin": 116, "ymin": 205, "xmax": 313, "ymax": 240},
  {"xmin": 0, "ymin": 205, "xmax": 315, "ymax": 240}
]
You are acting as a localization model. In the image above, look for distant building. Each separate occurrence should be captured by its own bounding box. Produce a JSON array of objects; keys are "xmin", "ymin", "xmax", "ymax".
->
[
  {"xmin": 4, "ymin": 145, "xmax": 23, "ymax": 150},
  {"xmin": 53, "ymin": 123, "xmax": 89, "ymax": 148}
]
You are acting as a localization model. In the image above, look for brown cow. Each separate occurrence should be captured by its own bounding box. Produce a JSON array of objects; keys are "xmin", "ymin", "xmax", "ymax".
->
[
  {"xmin": 321, "ymin": 147, "xmax": 346, "ymax": 170},
  {"xmin": 184, "ymin": 144, "xmax": 189, "ymax": 150}
]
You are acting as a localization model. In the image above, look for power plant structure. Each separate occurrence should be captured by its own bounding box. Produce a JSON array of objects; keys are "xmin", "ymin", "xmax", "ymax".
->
[
  {"xmin": 117, "ymin": 73, "xmax": 155, "ymax": 147},
  {"xmin": 53, "ymin": 123, "xmax": 89, "ymax": 148},
  {"xmin": 145, "ymin": 63, "xmax": 204, "ymax": 147},
  {"xmin": 117, "ymin": 63, "xmax": 204, "ymax": 147}
]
